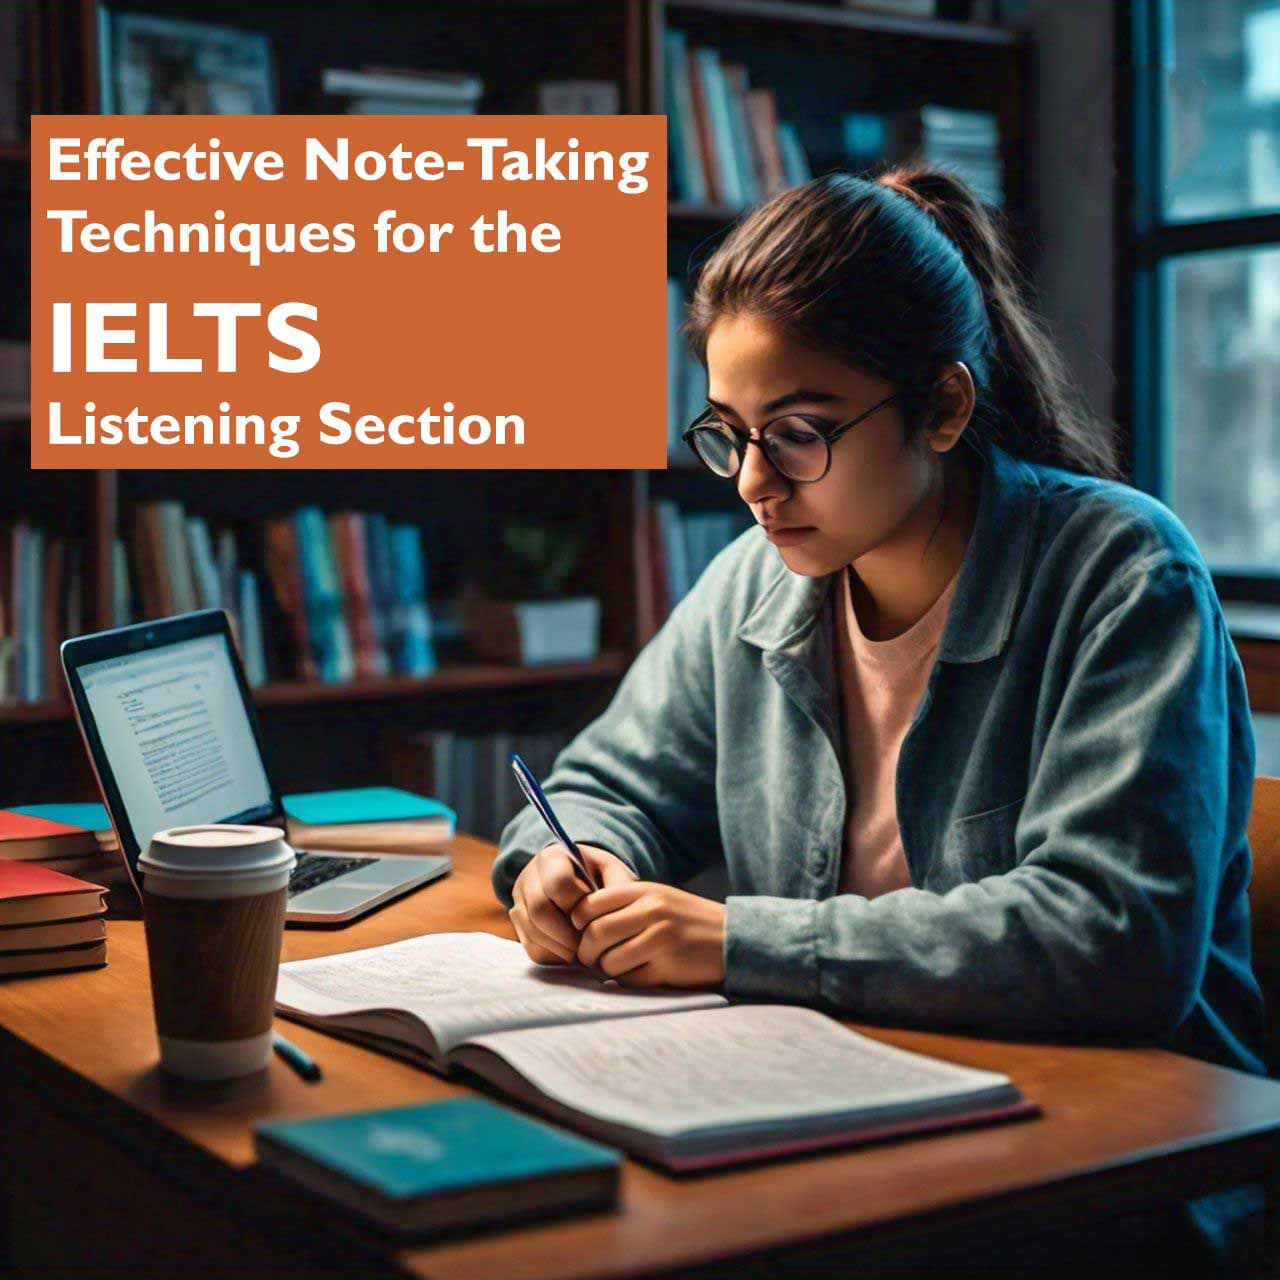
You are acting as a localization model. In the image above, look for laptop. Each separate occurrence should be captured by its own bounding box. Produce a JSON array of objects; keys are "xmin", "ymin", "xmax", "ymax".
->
[{"xmin": 60, "ymin": 610, "xmax": 452, "ymax": 925}]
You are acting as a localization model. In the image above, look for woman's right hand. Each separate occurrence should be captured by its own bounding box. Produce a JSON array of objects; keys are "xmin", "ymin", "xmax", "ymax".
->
[{"xmin": 509, "ymin": 843, "xmax": 638, "ymax": 965}]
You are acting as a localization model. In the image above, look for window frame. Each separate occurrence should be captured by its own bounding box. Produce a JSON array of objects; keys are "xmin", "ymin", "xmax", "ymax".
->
[{"xmin": 1120, "ymin": 0, "xmax": 1280, "ymax": 605}]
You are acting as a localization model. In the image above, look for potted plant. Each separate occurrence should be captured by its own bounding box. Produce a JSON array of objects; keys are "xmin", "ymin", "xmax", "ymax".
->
[{"xmin": 461, "ymin": 521, "xmax": 601, "ymax": 665}]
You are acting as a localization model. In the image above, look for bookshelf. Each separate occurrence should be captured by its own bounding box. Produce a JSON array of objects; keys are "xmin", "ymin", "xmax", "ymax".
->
[{"xmin": 1, "ymin": 0, "xmax": 1033, "ymax": 808}]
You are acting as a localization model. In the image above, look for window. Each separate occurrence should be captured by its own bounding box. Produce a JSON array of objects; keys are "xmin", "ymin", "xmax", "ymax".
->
[{"xmin": 1129, "ymin": 0, "xmax": 1280, "ymax": 599}]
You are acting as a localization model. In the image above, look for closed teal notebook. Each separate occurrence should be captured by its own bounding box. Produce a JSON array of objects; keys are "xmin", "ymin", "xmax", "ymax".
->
[
  {"xmin": 255, "ymin": 1097, "xmax": 620, "ymax": 1201},
  {"xmin": 282, "ymin": 787, "xmax": 455, "ymax": 828},
  {"xmin": 11, "ymin": 802, "xmax": 111, "ymax": 832}
]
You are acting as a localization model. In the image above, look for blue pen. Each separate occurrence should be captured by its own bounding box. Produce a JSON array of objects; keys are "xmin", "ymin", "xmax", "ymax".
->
[
  {"xmin": 272, "ymin": 1031, "xmax": 321, "ymax": 1083},
  {"xmin": 510, "ymin": 753, "xmax": 602, "ymax": 891}
]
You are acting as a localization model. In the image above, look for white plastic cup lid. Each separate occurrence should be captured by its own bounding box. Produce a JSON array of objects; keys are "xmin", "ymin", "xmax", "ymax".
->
[{"xmin": 139, "ymin": 824, "xmax": 295, "ymax": 877}]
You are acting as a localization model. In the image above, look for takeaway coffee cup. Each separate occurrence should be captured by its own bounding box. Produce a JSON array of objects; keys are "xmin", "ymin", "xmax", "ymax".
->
[{"xmin": 138, "ymin": 824, "xmax": 295, "ymax": 1082}]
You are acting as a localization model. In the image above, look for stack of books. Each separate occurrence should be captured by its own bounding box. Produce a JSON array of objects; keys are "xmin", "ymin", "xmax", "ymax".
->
[
  {"xmin": 651, "ymin": 502, "xmax": 754, "ymax": 619},
  {"xmin": 121, "ymin": 502, "xmax": 435, "ymax": 687},
  {"xmin": 664, "ymin": 32, "xmax": 812, "ymax": 209},
  {"xmin": 1, "ymin": 524, "xmax": 86, "ymax": 705},
  {"xmin": 0, "ymin": 803, "xmax": 117, "ymax": 883},
  {"xmin": 890, "ymin": 105, "xmax": 1004, "ymax": 208},
  {"xmin": 283, "ymin": 786, "xmax": 455, "ymax": 855},
  {"xmin": 321, "ymin": 67, "xmax": 483, "ymax": 114},
  {"xmin": 0, "ymin": 855, "xmax": 108, "ymax": 978}
]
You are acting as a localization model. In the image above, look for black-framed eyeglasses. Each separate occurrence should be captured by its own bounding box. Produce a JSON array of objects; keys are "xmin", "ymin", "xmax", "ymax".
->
[{"xmin": 681, "ymin": 388, "xmax": 908, "ymax": 484}]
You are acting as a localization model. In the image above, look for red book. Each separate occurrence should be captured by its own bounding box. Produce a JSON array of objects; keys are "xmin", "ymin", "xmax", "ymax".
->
[
  {"xmin": 330, "ymin": 513, "xmax": 385, "ymax": 679},
  {"xmin": 0, "ymin": 859, "xmax": 107, "ymax": 927},
  {"xmin": 0, "ymin": 809, "xmax": 100, "ymax": 861},
  {"xmin": 686, "ymin": 48, "xmax": 719, "ymax": 204}
]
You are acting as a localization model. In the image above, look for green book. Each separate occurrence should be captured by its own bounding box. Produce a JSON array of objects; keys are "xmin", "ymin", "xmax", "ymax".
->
[{"xmin": 254, "ymin": 1096, "xmax": 620, "ymax": 1237}]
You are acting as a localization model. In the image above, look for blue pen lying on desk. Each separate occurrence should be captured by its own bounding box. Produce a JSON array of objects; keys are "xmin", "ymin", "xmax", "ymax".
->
[
  {"xmin": 509, "ymin": 752, "xmax": 602, "ymax": 891},
  {"xmin": 273, "ymin": 1031, "xmax": 321, "ymax": 1083}
]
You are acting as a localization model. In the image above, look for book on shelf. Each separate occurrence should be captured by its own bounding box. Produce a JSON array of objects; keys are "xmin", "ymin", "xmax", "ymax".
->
[
  {"xmin": 321, "ymin": 66, "xmax": 483, "ymax": 115},
  {"xmin": 424, "ymin": 727, "xmax": 567, "ymax": 843},
  {"xmin": 295, "ymin": 505, "xmax": 356, "ymax": 683},
  {"xmin": 119, "ymin": 500, "xmax": 437, "ymax": 689},
  {"xmin": 650, "ymin": 502, "xmax": 753, "ymax": 619},
  {"xmin": 533, "ymin": 80, "xmax": 619, "ymax": 114},
  {"xmin": 666, "ymin": 278, "xmax": 710, "ymax": 462},
  {"xmin": 0, "ymin": 4, "xmax": 24, "ymax": 147},
  {"xmin": 0, "ymin": 523, "xmax": 86, "ymax": 705},
  {"xmin": 387, "ymin": 525, "xmax": 436, "ymax": 677},
  {"xmin": 254, "ymin": 1096, "xmax": 620, "ymax": 1238},
  {"xmin": 275, "ymin": 932, "xmax": 1036, "ymax": 1172},
  {"xmin": 0, "ymin": 340, "xmax": 29, "ymax": 419},
  {"xmin": 888, "ymin": 105, "xmax": 1004, "ymax": 208},
  {"xmin": 664, "ymin": 32, "xmax": 809, "ymax": 209}
]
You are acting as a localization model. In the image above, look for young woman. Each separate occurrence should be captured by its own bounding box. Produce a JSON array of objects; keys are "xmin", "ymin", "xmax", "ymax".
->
[{"xmin": 491, "ymin": 166, "xmax": 1266, "ymax": 1260}]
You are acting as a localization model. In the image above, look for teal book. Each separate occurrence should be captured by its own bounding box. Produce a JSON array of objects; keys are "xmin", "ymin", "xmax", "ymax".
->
[
  {"xmin": 253, "ymin": 1097, "xmax": 620, "ymax": 1236},
  {"xmin": 10, "ymin": 802, "xmax": 111, "ymax": 832},
  {"xmin": 282, "ymin": 787, "xmax": 454, "ymax": 828}
]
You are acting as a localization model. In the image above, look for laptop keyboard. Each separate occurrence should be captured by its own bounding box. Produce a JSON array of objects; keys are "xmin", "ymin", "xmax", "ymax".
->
[{"xmin": 288, "ymin": 850, "xmax": 378, "ymax": 896}]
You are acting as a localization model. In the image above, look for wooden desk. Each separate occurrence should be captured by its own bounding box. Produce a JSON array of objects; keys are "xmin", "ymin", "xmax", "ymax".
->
[{"xmin": 3, "ymin": 835, "xmax": 1280, "ymax": 1279}]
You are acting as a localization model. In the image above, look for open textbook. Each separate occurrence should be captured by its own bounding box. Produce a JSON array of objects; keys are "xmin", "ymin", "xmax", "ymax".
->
[{"xmin": 274, "ymin": 932, "xmax": 1038, "ymax": 1170}]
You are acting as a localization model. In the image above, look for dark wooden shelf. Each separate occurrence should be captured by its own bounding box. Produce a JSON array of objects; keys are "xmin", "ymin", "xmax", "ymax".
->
[
  {"xmin": 666, "ymin": 0, "xmax": 1020, "ymax": 46},
  {"xmin": 0, "ymin": 653, "xmax": 631, "ymax": 726},
  {"xmin": 670, "ymin": 199, "xmax": 749, "ymax": 226},
  {"xmin": 244, "ymin": 652, "xmax": 631, "ymax": 707},
  {"xmin": 0, "ymin": 697, "xmax": 73, "ymax": 725}
]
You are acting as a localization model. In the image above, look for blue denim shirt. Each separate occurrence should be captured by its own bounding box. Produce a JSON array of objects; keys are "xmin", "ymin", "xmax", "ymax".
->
[{"xmin": 493, "ymin": 434, "xmax": 1266, "ymax": 1080}]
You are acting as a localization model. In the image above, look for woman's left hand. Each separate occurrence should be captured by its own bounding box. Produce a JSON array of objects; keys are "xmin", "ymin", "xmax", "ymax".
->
[{"xmin": 570, "ymin": 882, "xmax": 726, "ymax": 988}]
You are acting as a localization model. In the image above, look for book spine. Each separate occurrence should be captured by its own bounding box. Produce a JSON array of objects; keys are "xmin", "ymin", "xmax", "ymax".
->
[
  {"xmin": 662, "ymin": 31, "xmax": 708, "ymax": 205},
  {"xmin": 111, "ymin": 537, "xmax": 131, "ymax": 627},
  {"xmin": 722, "ymin": 64, "xmax": 761, "ymax": 205},
  {"xmin": 185, "ymin": 517, "xmax": 223, "ymax": 611},
  {"xmin": 331, "ymin": 513, "xmax": 386, "ymax": 679},
  {"xmin": 238, "ymin": 570, "xmax": 268, "ymax": 687},
  {"xmin": 215, "ymin": 527, "xmax": 239, "ymax": 622},
  {"xmin": 41, "ymin": 536, "xmax": 64, "ymax": 702},
  {"xmin": 23, "ymin": 526, "xmax": 43, "ymax": 703},
  {"xmin": 387, "ymin": 526, "xmax": 435, "ymax": 677},
  {"xmin": 0, "ymin": 525, "xmax": 11, "ymax": 703},
  {"xmin": 746, "ymin": 89, "xmax": 787, "ymax": 199},
  {"xmin": 9, "ymin": 522, "xmax": 25, "ymax": 702},
  {"xmin": 159, "ymin": 502, "xmax": 197, "ymax": 615},
  {"xmin": 294, "ymin": 507, "xmax": 343, "ymax": 683},
  {"xmin": 263, "ymin": 517, "xmax": 318, "ymax": 681},
  {"xmin": 686, "ymin": 49, "xmax": 722, "ymax": 205},
  {"xmin": 696, "ymin": 49, "xmax": 743, "ymax": 207}
]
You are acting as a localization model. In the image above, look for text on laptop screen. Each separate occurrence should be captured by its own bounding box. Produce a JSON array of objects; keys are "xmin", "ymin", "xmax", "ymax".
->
[{"xmin": 78, "ymin": 634, "xmax": 274, "ymax": 857}]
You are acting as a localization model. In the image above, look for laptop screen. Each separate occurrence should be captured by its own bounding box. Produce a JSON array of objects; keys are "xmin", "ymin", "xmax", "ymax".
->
[{"xmin": 77, "ymin": 631, "xmax": 277, "ymax": 862}]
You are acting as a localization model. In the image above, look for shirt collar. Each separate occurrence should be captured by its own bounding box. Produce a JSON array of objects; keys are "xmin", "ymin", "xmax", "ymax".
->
[{"xmin": 735, "ymin": 434, "xmax": 1042, "ymax": 664}]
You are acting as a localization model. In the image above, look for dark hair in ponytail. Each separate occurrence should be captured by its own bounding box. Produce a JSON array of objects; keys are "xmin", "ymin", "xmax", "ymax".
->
[{"xmin": 681, "ymin": 164, "xmax": 1123, "ymax": 481}]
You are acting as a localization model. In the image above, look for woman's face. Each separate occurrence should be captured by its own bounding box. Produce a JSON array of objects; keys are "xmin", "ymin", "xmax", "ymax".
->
[{"xmin": 704, "ymin": 312, "xmax": 969, "ymax": 577}]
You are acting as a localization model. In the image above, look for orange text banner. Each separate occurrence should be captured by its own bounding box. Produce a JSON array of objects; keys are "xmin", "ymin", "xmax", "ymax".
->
[{"xmin": 30, "ymin": 115, "xmax": 667, "ymax": 470}]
